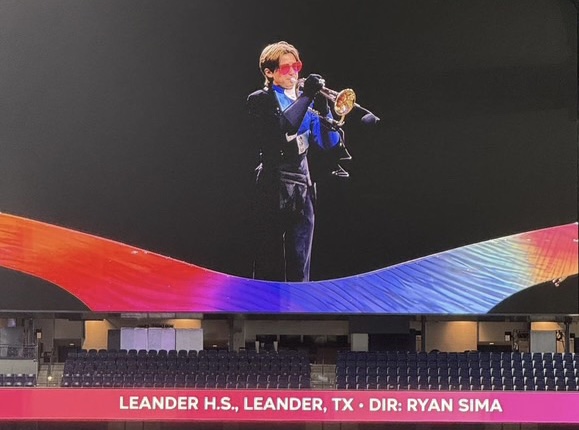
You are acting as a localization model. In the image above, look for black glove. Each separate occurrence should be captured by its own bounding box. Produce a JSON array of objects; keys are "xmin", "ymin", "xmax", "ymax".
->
[
  {"xmin": 302, "ymin": 74, "xmax": 325, "ymax": 98},
  {"xmin": 313, "ymin": 93, "xmax": 329, "ymax": 116}
]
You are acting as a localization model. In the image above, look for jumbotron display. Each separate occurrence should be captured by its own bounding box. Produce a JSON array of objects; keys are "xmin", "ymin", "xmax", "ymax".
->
[{"xmin": 0, "ymin": 0, "xmax": 576, "ymax": 313}]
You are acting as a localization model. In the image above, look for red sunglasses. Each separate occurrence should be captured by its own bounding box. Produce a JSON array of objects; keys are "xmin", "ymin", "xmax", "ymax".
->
[{"xmin": 277, "ymin": 61, "xmax": 303, "ymax": 75}]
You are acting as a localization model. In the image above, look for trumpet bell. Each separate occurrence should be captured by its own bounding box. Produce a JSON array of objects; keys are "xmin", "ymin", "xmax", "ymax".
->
[
  {"xmin": 294, "ymin": 78, "xmax": 357, "ymax": 123},
  {"xmin": 333, "ymin": 88, "xmax": 356, "ymax": 116}
]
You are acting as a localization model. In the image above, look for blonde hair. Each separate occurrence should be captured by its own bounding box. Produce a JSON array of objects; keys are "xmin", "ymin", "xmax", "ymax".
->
[{"xmin": 259, "ymin": 41, "xmax": 301, "ymax": 87}]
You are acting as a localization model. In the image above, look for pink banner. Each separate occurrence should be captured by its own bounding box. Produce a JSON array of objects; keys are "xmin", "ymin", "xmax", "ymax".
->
[{"xmin": 2, "ymin": 389, "xmax": 579, "ymax": 423}]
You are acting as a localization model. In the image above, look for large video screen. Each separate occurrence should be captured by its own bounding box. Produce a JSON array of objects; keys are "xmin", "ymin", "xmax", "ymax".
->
[{"xmin": 0, "ymin": 0, "xmax": 577, "ymax": 313}]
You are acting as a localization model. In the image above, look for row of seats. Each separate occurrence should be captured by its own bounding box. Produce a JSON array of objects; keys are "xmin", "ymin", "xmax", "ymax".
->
[
  {"xmin": 336, "ymin": 351, "xmax": 579, "ymax": 391},
  {"xmin": 61, "ymin": 373, "xmax": 310, "ymax": 389},
  {"xmin": 64, "ymin": 351, "xmax": 310, "ymax": 374},
  {"xmin": 337, "ymin": 354, "xmax": 579, "ymax": 374},
  {"xmin": 338, "ymin": 365, "xmax": 579, "ymax": 377},
  {"xmin": 338, "ymin": 351, "xmax": 578, "ymax": 361},
  {"xmin": 67, "ymin": 349, "xmax": 308, "ymax": 366},
  {"xmin": 71, "ymin": 349, "xmax": 306, "ymax": 359},
  {"xmin": 340, "ymin": 357, "xmax": 579, "ymax": 366},
  {"xmin": 0, "ymin": 373, "xmax": 37, "ymax": 387},
  {"xmin": 337, "ymin": 374, "xmax": 579, "ymax": 390},
  {"xmin": 61, "ymin": 349, "xmax": 311, "ymax": 389},
  {"xmin": 64, "ymin": 361, "xmax": 308, "ymax": 375},
  {"xmin": 64, "ymin": 351, "xmax": 309, "ymax": 363}
]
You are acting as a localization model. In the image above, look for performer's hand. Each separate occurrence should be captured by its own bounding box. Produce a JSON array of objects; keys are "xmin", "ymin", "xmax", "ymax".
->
[
  {"xmin": 313, "ymin": 93, "xmax": 330, "ymax": 116},
  {"xmin": 302, "ymin": 74, "xmax": 325, "ymax": 98}
]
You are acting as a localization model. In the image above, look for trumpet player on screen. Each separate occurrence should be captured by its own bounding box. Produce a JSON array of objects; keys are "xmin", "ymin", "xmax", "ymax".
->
[{"xmin": 247, "ymin": 40, "xmax": 341, "ymax": 282}]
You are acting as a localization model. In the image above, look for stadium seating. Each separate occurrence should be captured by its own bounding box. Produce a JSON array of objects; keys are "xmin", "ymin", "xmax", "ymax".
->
[
  {"xmin": 335, "ymin": 351, "xmax": 579, "ymax": 391},
  {"xmin": 0, "ymin": 373, "xmax": 37, "ymax": 387},
  {"xmin": 60, "ymin": 349, "xmax": 311, "ymax": 389}
]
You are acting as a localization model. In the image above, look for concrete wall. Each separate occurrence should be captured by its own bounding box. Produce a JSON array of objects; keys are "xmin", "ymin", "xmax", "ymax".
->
[
  {"xmin": 202, "ymin": 320, "xmax": 230, "ymax": 346},
  {"xmin": 478, "ymin": 321, "xmax": 529, "ymax": 342},
  {"xmin": 425, "ymin": 321, "xmax": 478, "ymax": 352},
  {"xmin": 83, "ymin": 320, "xmax": 115, "ymax": 350}
]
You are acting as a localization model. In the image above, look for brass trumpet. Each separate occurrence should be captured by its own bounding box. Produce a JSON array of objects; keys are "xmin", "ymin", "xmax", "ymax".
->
[{"xmin": 294, "ymin": 78, "xmax": 356, "ymax": 126}]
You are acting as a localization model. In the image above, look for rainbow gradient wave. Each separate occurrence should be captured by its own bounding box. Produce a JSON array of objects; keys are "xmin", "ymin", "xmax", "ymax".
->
[{"xmin": 0, "ymin": 213, "xmax": 576, "ymax": 313}]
